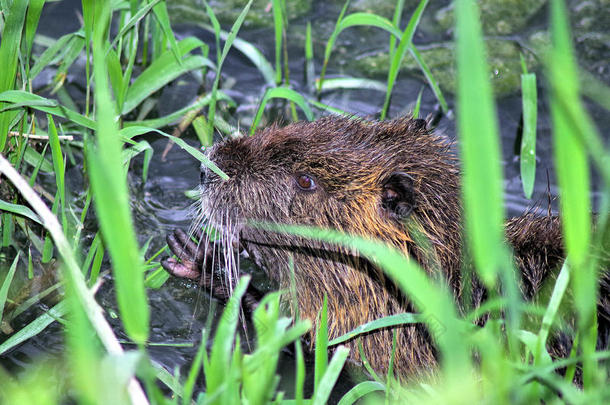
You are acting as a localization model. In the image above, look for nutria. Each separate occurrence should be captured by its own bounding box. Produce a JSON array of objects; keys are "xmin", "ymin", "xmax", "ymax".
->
[{"xmin": 161, "ymin": 116, "xmax": 609, "ymax": 379}]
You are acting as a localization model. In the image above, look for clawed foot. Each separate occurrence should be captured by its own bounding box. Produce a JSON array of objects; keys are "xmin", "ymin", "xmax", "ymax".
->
[
  {"xmin": 161, "ymin": 228, "xmax": 261, "ymax": 311},
  {"xmin": 162, "ymin": 228, "xmax": 209, "ymax": 282}
]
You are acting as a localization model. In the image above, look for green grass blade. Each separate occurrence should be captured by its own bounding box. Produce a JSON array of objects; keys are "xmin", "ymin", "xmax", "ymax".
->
[
  {"xmin": 0, "ymin": 90, "xmax": 96, "ymax": 129},
  {"xmin": 119, "ymin": 125, "xmax": 228, "ymax": 179},
  {"xmin": 520, "ymin": 72, "xmax": 538, "ymax": 199},
  {"xmin": 108, "ymin": 0, "xmax": 161, "ymax": 53},
  {"xmin": 389, "ymin": 0, "xmax": 406, "ymax": 58},
  {"xmin": 122, "ymin": 37, "xmax": 214, "ymax": 114},
  {"xmin": 305, "ymin": 22, "xmax": 314, "ymax": 92},
  {"xmin": 549, "ymin": 0, "xmax": 592, "ymax": 268},
  {"xmin": 381, "ymin": 0, "xmax": 428, "ymax": 120},
  {"xmin": 314, "ymin": 296, "xmax": 329, "ymax": 394},
  {"xmin": 87, "ymin": 0, "xmax": 148, "ymax": 344},
  {"xmin": 151, "ymin": 0, "xmax": 182, "ymax": 64},
  {"xmin": 205, "ymin": 0, "xmax": 254, "ymax": 136},
  {"xmin": 272, "ymin": 0, "xmax": 283, "ymax": 85},
  {"xmin": 0, "ymin": 0, "xmax": 28, "ymax": 151},
  {"xmin": 319, "ymin": 77, "xmax": 386, "ymax": 93},
  {"xmin": 29, "ymin": 33, "xmax": 75, "ymax": 79},
  {"xmin": 536, "ymin": 259, "xmax": 570, "ymax": 359},
  {"xmin": 205, "ymin": 276, "xmax": 250, "ymax": 404},
  {"xmin": 312, "ymin": 346, "xmax": 350, "ymax": 405},
  {"xmin": 24, "ymin": 0, "xmax": 46, "ymax": 58},
  {"xmin": 251, "ymin": 222, "xmax": 471, "ymax": 380},
  {"xmin": 413, "ymin": 87, "xmax": 424, "ymax": 118},
  {"xmin": 328, "ymin": 312, "xmax": 423, "ymax": 346},
  {"xmin": 182, "ymin": 330, "xmax": 208, "ymax": 405},
  {"xmin": 549, "ymin": 0, "xmax": 595, "ymax": 388},
  {"xmin": 319, "ymin": 12, "xmax": 401, "ymax": 94},
  {"xmin": 52, "ymin": 36, "xmax": 85, "ymax": 94},
  {"xmin": 456, "ymin": 0, "xmax": 504, "ymax": 287},
  {"xmin": 250, "ymin": 87, "xmax": 314, "ymax": 135},
  {"xmin": 125, "ymin": 91, "xmax": 233, "ymax": 129},
  {"xmin": 409, "ymin": 45, "xmax": 449, "ymax": 114},
  {"xmin": 0, "ymin": 301, "xmax": 68, "ymax": 355},
  {"xmin": 337, "ymin": 381, "xmax": 385, "ymax": 405},
  {"xmin": 0, "ymin": 200, "xmax": 41, "ymax": 224},
  {"xmin": 0, "ymin": 252, "xmax": 20, "ymax": 325},
  {"xmin": 294, "ymin": 340, "xmax": 305, "ymax": 405},
  {"xmin": 46, "ymin": 114, "xmax": 66, "ymax": 230}
]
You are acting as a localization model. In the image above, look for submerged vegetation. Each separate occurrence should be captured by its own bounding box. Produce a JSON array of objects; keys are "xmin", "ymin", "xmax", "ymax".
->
[{"xmin": 0, "ymin": 0, "xmax": 608, "ymax": 404}]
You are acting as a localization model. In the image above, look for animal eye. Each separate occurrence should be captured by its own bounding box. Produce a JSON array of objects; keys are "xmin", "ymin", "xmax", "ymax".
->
[{"xmin": 295, "ymin": 174, "xmax": 316, "ymax": 191}]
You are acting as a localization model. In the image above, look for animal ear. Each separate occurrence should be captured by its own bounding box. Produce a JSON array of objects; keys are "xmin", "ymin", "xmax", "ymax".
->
[{"xmin": 381, "ymin": 171, "xmax": 416, "ymax": 221}]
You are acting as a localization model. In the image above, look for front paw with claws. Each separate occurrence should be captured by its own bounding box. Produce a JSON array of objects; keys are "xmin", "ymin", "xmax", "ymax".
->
[
  {"xmin": 162, "ymin": 228, "xmax": 211, "ymax": 282},
  {"xmin": 161, "ymin": 229, "xmax": 261, "ymax": 311}
]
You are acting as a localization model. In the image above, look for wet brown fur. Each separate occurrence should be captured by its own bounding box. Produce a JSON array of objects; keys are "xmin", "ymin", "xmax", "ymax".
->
[{"xmin": 182, "ymin": 117, "xmax": 608, "ymax": 379}]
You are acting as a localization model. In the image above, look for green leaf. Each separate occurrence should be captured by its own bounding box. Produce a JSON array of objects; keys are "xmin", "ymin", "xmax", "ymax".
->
[
  {"xmin": 312, "ymin": 346, "xmax": 350, "ymax": 405},
  {"xmin": 381, "ymin": 0, "xmax": 428, "ymax": 120},
  {"xmin": 88, "ymin": 0, "xmax": 148, "ymax": 344},
  {"xmin": 0, "ymin": 90, "xmax": 96, "ymax": 129},
  {"xmin": 122, "ymin": 37, "xmax": 214, "ymax": 114},
  {"xmin": 0, "ymin": 252, "xmax": 20, "ymax": 325},
  {"xmin": 151, "ymin": 0, "xmax": 182, "ymax": 64},
  {"xmin": 329, "ymin": 312, "xmax": 423, "ymax": 346},
  {"xmin": 25, "ymin": 0, "xmax": 46, "ymax": 58},
  {"xmin": 205, "ymin": 0, "xmax": 254, "ymax": 136},
  {"xmin": 204, "ymin": 276, "xmax": 250, "ymax": 405},
  {"xmin": 319, "ymin": 77, "xmax": 387, "ymax": 93},
  {"xmin": 536, "ymin": 260, "xmax": 570, "ymax": 360},
  {"xmin": 47, "ymin": 114, "xmax": 66, "ymax": 229},
  {"xmin": 0, "ymin": 0, "xmax": 28, "ymax": 151},
  {"xmin": 337, "ymin": 381, "xmax": 385, "ymax": 405},
  {"xmin": 456, "ymin": 0, "xmax": 504, "ymax": 287},
  {"xmin": 319, "ymin": 12, "xmax": 402, "ymax": 93},
  {"xmin": 549, "ymin": 0, "xmax": 595, "ymax": 387},
  {"xmin": 409, "ymin": 46, "xmax": 448, "ymax": 114},
  {"xmin": 250, "ymin": 87, "xmax": 314, "ymax": 135},
  {"xmin": 0, "ymin": 199, "xmax": 42, "ymax": 224},
  {"xmin": 0, "ymin": 301, "xmax": 68, "ymax": 355},
  {"xmin": 520, "ymin": 72, "xmax": 538, "ymax": 199},
  {"xmin": 314, "ymin": 296, "xmax": 329, "ymax": 394},
  {"xmin": 118, "ymin": 125, "xmax": 228, "ymax": 180}
]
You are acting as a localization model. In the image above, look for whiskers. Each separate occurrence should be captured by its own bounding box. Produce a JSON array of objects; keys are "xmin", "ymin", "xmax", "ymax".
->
[{"xmin": 187, "ymin": 188, "xmax": 243, "ymax": 316}]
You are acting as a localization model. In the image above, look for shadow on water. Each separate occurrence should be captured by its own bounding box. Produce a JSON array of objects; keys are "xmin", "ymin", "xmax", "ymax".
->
[{"xmin": 1, "ymin": 0, "xmax": 609, "ymax": 402}]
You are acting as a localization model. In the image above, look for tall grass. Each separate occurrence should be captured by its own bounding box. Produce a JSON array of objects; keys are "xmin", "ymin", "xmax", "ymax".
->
[{"xmin": 0, "ymin": 0, "xmax": 608, "ymax": 404}]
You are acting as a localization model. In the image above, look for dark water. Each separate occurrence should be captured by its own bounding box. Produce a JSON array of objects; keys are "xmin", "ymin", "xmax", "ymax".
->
[{"xmin": 2, "ymin": 0, "xmax": 608, "ymax": 401}]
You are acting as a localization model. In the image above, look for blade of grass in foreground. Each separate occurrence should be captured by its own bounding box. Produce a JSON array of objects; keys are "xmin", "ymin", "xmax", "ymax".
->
[
  {"xmin": 455, "ymin": 0, "xmax": 504, "ymax": 287},
  {"xmin": 329, "ymin": 312, "xmax": 423, "ymax": 346},
  {"xmin": 337, "ymin": 381, "xmax": 385, "ymax": 405},
  {"xmin": 314, "ymin": 296, "xmax": 329, "ymax": 395},
  {"xmin": 548, "ymin": 0, "xmax": 595, "ymax": 389},
  {"xmin": 87, "ymin": 1, "xmax": 149, "ymax": 344},
  {"xmin": 203, "ymin": 276, "xmax": 250, "ymax": 405},
  {"xmin": 312, "ymin": 346, "xmax": 350, "ymax": 405}
]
